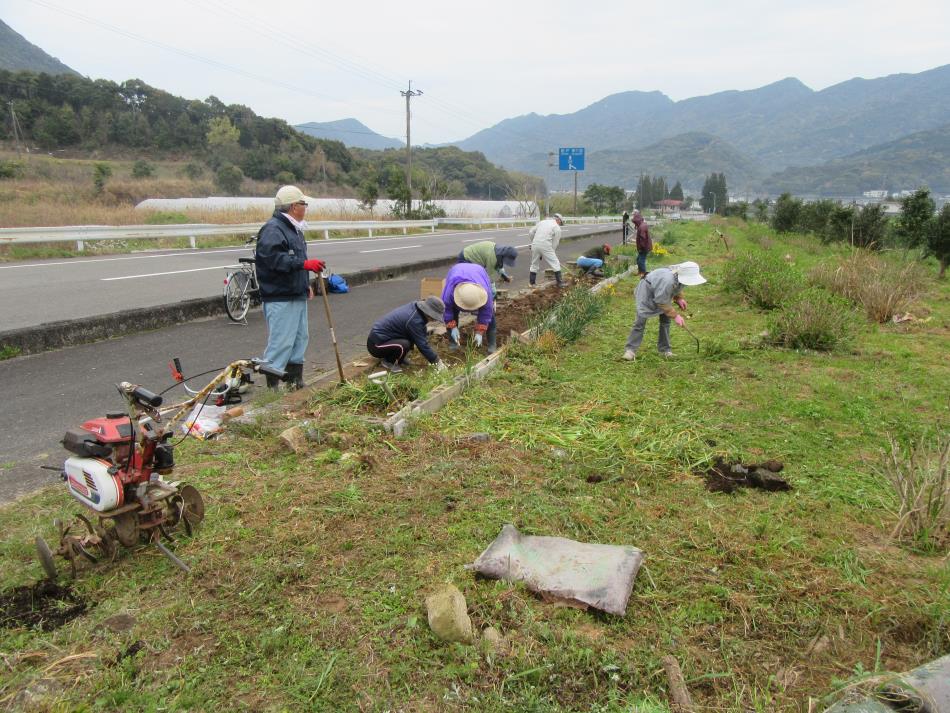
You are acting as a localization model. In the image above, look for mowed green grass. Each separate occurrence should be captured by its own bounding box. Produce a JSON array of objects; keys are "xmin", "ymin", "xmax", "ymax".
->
[{"xmin": 0, "ymin": 219, "xmax": 947, "ymax": 712}]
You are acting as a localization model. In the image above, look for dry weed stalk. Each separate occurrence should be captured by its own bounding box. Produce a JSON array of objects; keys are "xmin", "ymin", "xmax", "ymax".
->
[
  {"xmin": 810, "ymin": 252, "xmax": 925, "ymax": 323},
  {"xmin": 881, "ymin": 434, "xmax": 950, "ymax": 550}
]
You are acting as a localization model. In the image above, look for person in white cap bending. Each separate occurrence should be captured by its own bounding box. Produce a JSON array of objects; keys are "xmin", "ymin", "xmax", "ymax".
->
[
  {"xmin": 623, "ymin": 261, "xmax": 706, "ymax": 361},
  {"xmin": 255, "ymin": 185, "xmax": 326, "ymax": 389},
  {"xmin": 441, "ymin": 262, "xmax": 497, "ymax": 352},
  {"xmin": 528, "ymin": 213, "xmax": 565, "ymax": 287}
]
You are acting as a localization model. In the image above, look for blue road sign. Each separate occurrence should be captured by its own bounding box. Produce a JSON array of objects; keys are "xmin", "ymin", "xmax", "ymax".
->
[{"xmin": 559, "ymin": 147, "xmax": 585, "ymax": 171}]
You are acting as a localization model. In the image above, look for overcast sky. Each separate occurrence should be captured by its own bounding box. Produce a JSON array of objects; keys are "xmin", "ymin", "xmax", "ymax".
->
[{"xmin": 4, "ymin": 0, "xmax": 949, "ymax": 144}]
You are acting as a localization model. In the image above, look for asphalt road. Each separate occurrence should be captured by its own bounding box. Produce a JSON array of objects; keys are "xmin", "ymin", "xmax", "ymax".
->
[
  {"xmin": 0, "ymin": 223, "xmax": 615, "ymax": 330},
  {"xmin": 0, "ymin": 231, "xmax": 621, "ymax": 503}
]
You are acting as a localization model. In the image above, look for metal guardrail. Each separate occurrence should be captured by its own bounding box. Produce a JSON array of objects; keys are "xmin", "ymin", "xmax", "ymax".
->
[{"xmin": 0, "ymin": 215, "xmax": 623, "ymax": 251}]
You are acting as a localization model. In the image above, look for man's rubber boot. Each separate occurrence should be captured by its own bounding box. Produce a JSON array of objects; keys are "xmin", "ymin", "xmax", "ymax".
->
[
  {"xmin": 529, "ymin": 271, "xmax": 537, "ymax": 286},
  {"xmin": 285, "ymin": 362, "xmax": 305, "ymax": 390},
  {"xmin": 265, "ymin": 373, "xmax": 281, "ymax": 390},
  {"xmin": 554, "ymin": 270, "xmax": 564, "ymax": 288}
]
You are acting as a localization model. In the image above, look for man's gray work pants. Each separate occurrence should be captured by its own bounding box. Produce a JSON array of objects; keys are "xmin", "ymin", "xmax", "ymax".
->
[{"xmin": 625, "ymin": 313, "xmax": 671, "ymax": 354}]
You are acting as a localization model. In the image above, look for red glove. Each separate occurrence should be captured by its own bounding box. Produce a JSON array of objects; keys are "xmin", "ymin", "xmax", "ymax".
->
[
  {"xmin": 674, "ymin": 314, "xmax": 685, "ymax": 328},
  {"xmin": 445, "ymin": 320, "xmax": 457, "ymax": 329},
  {"xmin": 474, "ymin": 323, "xmax": 488, "ymax": 334},
  {"xmin": 303, "ymin": 259, "xmax": 325, "ymax": 273}
]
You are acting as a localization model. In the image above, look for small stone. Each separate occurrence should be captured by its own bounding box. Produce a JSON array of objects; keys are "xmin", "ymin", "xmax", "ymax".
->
[
  {"xmin": 762, "ymin": 459, "xmax": 784, "ymax": 473},
  {"xmin": 480, "ymin": 626, "xmax": 508, "ymax": 656},
  {"xmin": 278, "ymin": 426, "xmax": 308, "ymax": 454},
  {"xmin": 551, "ymin": 448, "xmax": 568, "ymax": 459},
  {"xmin": 425, "ymin": 584, "xmax": 473, "ymax": 644},
  {"xmin": 462, "ymin": 432, "xmax": 491, "ymax": 442}
]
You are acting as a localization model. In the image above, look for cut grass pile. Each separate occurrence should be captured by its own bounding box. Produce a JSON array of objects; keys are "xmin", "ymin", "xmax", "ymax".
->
[{"xmin": 0, "ymin": 219, "xmax": 947, "ymax": 711}]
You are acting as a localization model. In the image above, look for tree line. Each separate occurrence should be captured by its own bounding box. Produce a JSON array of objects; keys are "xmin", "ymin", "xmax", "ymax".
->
[
  {"xmin": 767, "ymin": 189, "xmax": 949, "ymax": 276},
  {"xmin": 0, "ymin": 70, "xmax": 542, "ymax": 203}
]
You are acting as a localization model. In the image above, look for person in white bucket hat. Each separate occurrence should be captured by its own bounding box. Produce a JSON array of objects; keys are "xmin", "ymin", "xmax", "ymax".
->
[{"xmin": 623, "ymin": 261, "xmax": 706, "ymax": 361}]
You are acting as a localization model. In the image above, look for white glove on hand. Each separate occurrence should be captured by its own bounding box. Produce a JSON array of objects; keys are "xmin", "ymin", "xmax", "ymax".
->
[
  {"xmin": 434, "ymin": 360, "xmax": 448, "ymax": 372},
  {"xmin": 474, "ymin": 333, "xmax": 483, "ymax": 347},
  {"xmin": 449, "ymin": 327, "xmax": 460, "ymax": 343}
]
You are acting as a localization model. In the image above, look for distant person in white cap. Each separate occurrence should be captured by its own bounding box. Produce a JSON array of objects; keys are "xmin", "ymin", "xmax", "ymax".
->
[
  {"xmin": 441, "ymin": 262, "xmax": 497, "ymax": 352},
  {"xmin": 255, "ymin": 185, "xmax": 326, "ymax": 389},
  {"xmin": 366, "ymin": 296, "xmax": 448, "ymax": 373},
  {"xmin": 528, "ymin": 213, "xmax": 565, "ymax": 287},
  {"xmin": 623, "ymin": 261, "xmax": 706, "ymax": 361}
]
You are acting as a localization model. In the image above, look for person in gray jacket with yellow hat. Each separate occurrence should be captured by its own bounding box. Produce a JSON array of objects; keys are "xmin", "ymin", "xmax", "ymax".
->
[{"xmin": 623, "ymin": 261, "xmax": 706, "ymax": 361}]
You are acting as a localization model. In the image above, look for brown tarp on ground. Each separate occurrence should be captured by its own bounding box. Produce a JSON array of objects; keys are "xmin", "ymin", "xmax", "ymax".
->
[{"xmin": 467, "ymin": 524, "xmax": 645, "ymax": 616}]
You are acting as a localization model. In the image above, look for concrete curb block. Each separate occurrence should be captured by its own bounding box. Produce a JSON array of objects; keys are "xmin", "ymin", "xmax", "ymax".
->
[
  {"xmin": 382, "ymin": 349, "xmax": 508, "ymax": 437},
  {"xmin": 0, "ymin": 228, "xmax": 618, "ymax": 357}
]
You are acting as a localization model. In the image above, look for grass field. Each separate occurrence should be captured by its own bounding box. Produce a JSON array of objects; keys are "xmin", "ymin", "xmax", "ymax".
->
[{"xmin": 0, "ymin": 219, "xmax": 947, "ymax": 711}]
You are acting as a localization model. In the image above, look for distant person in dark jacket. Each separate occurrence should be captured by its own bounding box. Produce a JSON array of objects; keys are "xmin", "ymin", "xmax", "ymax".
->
[
  {"xmin": 622, "ymin": 211, "xmax": 630, "ymax": 245},
  {"xmin": 255, "ymin": 185, "xmax": 325, "ymax": 389},
  {"xmin": 633, "ymin": 211, "xmax": 652, "ymax": 277},
  {"xmin": 367, "ymin": 296, "xmax": 448, "ymax": 373}
]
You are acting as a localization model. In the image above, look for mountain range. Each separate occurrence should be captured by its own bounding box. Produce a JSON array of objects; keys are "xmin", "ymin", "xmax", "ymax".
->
[
  {"xmin": 455, "ymin": 65, "xmax": 950, "ymax": 191},
  {"xmin": 0, "ymin": 19, "xmax": 77, "ymax": 76},
  {"xmin": 3, "ymin": 15, "xmax": 948, "ymax": 196},
  {"xmin": 295, "ymin": 118, "xmax": 402, "ymax": 150}
]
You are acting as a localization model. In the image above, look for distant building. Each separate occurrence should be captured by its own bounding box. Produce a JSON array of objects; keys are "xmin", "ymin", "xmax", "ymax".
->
[
  {"xmin": 863, "ymin": 190, "xmax": 888, "ymax": 199},
  {"xmin": 655, "ymin": 199, "xmax": 683, "ymax": 212}
]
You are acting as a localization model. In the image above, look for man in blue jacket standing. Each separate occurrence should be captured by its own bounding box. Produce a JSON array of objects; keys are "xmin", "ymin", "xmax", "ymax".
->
[
  {"xmin": 255, "ymin": 185, "xmax": 326, "ymax": 389},
  {"xmin": 366, "ymin": 296, "xmax": 448, "ymax": 374}
]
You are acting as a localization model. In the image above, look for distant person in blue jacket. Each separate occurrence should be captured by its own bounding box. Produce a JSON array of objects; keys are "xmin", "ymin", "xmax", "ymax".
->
[{"xmin": 366, "ymin": 296, "xmax": 448, "ymax": 374}]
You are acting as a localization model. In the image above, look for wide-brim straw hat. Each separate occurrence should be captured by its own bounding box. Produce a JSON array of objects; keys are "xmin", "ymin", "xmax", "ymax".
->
[{"xmin": 453, "ymin": 282, "xmax": 488, "ymax": 311}]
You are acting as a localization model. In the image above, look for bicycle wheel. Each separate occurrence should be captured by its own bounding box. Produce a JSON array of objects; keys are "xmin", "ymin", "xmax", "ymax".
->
[{"xmin": 224, "ymin": 270, "xmax": 251, "ymax": 322}]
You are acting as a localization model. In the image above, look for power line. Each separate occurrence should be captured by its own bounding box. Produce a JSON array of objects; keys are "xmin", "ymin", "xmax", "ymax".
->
[{"xmin": 22, "ymin": 0, "xmax": 400, "ymax": 119}]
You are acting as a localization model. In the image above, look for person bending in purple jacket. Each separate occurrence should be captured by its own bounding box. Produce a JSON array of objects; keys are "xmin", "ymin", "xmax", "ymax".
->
[{"xmin": 441, "ymin": 263, "xmax": 497, "ymax": 353}]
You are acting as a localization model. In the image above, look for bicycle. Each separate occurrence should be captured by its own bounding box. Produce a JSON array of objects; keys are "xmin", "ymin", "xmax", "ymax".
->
[{"xmin": 223, "ymin": 238, "xmax": 259, "ymax": 322}]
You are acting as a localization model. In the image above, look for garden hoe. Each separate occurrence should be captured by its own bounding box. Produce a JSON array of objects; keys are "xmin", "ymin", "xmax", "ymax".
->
[
  {"xmin": 317, "ymin": 272, "xmax": 346, "ymax": 383},
  {"xmin": 682, "ymin": 323, "xmax": 700, "ymax": 354}
]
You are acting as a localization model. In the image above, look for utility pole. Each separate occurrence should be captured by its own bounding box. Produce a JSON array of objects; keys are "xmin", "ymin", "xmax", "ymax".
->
[
  {"xmin": 9, "ymin": 102, "xmax": 23, "ymax": 155},
  {"xmin": 400, "ymin": 81, "xmax": 422, "ymax": 213},
  {"xmin": 546, "ymin": 151, "xmax": 555, "ymax": 217}
]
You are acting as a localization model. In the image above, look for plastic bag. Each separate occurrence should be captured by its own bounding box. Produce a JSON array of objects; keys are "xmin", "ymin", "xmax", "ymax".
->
[
  {"xmin": 181, "ymin": 404, "xmax": 227, "ymax": 440},
  {"xmin": 327, "ymin": 273, "xmax": 349, "ymax": 293}
]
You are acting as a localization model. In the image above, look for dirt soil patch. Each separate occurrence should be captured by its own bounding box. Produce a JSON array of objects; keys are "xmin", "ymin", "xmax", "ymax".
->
[
  {"xmin": 0, "ymin": 579, "xmax": 88, "ymax": 631},
  {"xmin": 697, "ymin": 457, "xmax": 791, "ymax": 493}
]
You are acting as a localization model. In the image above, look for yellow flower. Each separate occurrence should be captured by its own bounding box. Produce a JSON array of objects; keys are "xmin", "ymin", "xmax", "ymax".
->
[{"xmin": 651, "ymin": 243, "xmax": 669, "ymax": 256}]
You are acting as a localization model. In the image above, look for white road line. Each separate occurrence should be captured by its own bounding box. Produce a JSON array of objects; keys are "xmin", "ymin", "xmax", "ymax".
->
[
  {"xmin": 101, "ymin": 265, "xmax": 238, "ymax": 281},
  {"xmin": 359, "ymin": 245, "xmax": 422, "ymax": 253}
]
